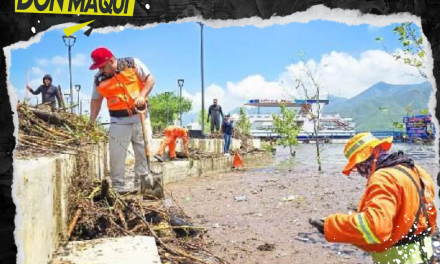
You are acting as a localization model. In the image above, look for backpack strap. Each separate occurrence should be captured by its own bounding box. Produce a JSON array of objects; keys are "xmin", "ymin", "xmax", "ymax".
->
[{"xmin": 392, "ymin": 165, "xmax": 431, "ymax": 262}]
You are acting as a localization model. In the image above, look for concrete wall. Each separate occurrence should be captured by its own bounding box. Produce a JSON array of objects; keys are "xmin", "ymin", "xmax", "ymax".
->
[
  {"xmin": 126, "ymin": 138, "xmax": 260, "ymax": 165},
  {"xmin": 150, "ymin": 152, "xmax": 272, "ymax": 184},
  {"xmin": 14, "ymin": 139, "xmax": 266, "ymax": 264},
  {"xmin": 15, "ymin": 143, "xmax": 107, "ymax": 264}
]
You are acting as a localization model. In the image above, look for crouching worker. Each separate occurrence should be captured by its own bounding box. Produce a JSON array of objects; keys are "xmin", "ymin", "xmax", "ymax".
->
[
  {"xmin": 309, "ymin": 132, "xmax": 437, "ymax": 264},
  {"xmin": 154, "ymin": 126, "xmax": 190, "ymax": 162}
]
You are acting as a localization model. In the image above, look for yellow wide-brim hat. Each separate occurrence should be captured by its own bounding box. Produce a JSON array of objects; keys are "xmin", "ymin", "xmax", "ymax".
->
[{"xmin": 342, "ymin": 132, "xmax": 393, "ymax": 176}]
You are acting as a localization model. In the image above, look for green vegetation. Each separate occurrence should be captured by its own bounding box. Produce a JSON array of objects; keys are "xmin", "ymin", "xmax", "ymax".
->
[
  {"xmin": 149, "ymin": 92, "xmax": 192, "ymax": 132},
  {"xmin": 272, "ymin": 104, "xmax": 301, "ymax": 155}
]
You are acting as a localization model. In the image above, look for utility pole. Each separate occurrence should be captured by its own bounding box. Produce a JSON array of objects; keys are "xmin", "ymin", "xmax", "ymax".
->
[
  {"xmin": 177, "ymin": 79, "xmax": 184, "ymax": 127},
  {"xmin": 197, "ymin": 22, "xmax": 205, "ymax": 136}
]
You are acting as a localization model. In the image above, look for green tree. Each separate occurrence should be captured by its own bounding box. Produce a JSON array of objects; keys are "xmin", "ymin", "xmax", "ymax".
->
[
  {"xmin": 272, "ymin": 104, "xmax": 302, "ymax": 155},
  {"xmin": 198, "ymin": 109, "xmax": 211, "ymax": 134},
  {"xmin": 285, "ymin": 52, "xmax": 326, "ymax": 171},
  {"xmin": 376, "ymin": 22, "xmax": 427, "ymax": 79},
  {"xmin": 149, "ymin": 92, "xmax": 192, "ymax": 132},
  {"xmin": 235, "ymin": 107, "xmax": 251, "ymax": 137}
]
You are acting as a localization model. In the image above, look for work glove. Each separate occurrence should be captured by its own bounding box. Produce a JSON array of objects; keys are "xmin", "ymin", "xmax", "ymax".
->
[{"xmin": 309, "ymin": 218, "xmax": 325, "ymax": 235}]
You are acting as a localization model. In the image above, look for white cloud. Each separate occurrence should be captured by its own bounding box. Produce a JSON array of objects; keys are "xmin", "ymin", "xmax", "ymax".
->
[
  {"xmin": 31, "ymin": 67, "xmax": 45, "ymax": 77},
  {"xmin": 36, "ymin": 53, "xmax": 87, "ymax": 67},
  {"xmin": 183, "ymin": 84, "xmax": 228, "ymax": 113},
  {"xmin": 184, "ymin": 49, "xmax": 424, "ymax": 113}
]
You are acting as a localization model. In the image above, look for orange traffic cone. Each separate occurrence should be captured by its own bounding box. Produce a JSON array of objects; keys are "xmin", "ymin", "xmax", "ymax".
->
[{"xmin": 232, "ymin": 150, "xmax": 244, "ymax": 169}]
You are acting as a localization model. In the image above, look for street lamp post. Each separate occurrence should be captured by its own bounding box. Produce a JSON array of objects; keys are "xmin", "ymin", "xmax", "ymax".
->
[
  {"xmin": 197, "ymin": 22, "xmax": 205, "ymax": 136},
  {"xmin": 75, "ymin": 84, "xmax": 81, "ymax": 115},
  {"xmin": 62, "ymin": 35, "xmax": 77, "ymax": 114},
  {"xmin": 164, "ymin": 92, "xmax": 171, "ymax": 125},
  {"xmin": 177, "ymin": 79, "xmax": 184, "ymax": 127},
  {"xmin": 64, "ymin": 93, "xmax": 70, "ymax": 107}
]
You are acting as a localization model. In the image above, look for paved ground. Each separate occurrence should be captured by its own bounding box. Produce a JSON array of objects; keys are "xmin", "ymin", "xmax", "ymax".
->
[{"xmin": 165, "ymin": 144, "xmax": 439, "ymax": 264}]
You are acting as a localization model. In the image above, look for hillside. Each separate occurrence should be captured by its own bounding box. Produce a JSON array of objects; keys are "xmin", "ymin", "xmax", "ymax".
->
[
  {"xmin": 323, "ymin": 81, "xmax": 432, "ymax": 131},
  {"xmin": 182, "ymin": 81, "xmax": 433, "ymax": 131}
]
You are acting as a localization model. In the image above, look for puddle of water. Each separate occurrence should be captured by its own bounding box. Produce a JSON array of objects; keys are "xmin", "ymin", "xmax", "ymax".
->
[{"xmin": 272, "ymin": 143, "xmax": 438, "ymax": 174}]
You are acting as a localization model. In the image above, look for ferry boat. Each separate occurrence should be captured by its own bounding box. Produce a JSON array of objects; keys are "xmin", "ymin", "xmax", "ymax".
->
[
  {"xmin": 239, "ymin": 98, "xmax": 357, "ymax": 142},
  {"xmin": 245, "ymin": 113, "xmax": 356, "ymax": 142}
]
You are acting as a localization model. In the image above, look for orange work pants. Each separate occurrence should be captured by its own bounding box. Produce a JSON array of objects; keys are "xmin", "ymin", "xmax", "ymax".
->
[{"xmin": 156, "ymin": 130, "xmax": 177, "ymax": 158}]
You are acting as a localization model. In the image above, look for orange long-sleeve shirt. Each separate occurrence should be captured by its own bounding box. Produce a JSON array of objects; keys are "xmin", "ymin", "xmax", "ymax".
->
[
  {"xmin": 164, "ymin": 126, "xmax": 189, "ymax": 143},
  {"xmin": 324, "ymin": 164, "xmax": 437, "ymax": 253}
]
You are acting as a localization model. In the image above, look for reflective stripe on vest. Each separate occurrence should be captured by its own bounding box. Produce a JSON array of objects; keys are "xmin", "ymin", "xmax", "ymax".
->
[
  {"xmin": 96, "ymin": 67, "xmax": 144, "ymax": 113},
  {"xmin": 371, "ymin": 236, "xmax": 433, "ymax": 264},
  {"xmin": 354, "ymin": 213, "xmax": 381, "ymax": 244}
]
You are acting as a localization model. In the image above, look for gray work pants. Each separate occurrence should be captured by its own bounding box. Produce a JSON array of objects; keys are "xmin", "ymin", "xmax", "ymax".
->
[
  {"xmin": 211, "ymin": 115, "xmax": 221, "ymax": 133},
  {"xmin": 108, "ymin": 114, "xmax": 153, "ymax": 185}
]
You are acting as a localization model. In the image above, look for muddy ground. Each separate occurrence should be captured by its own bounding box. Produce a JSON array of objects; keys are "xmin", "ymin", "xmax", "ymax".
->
[{"xmin": 164, "ymin": 144, "xmax": 439, "ymax": 264}]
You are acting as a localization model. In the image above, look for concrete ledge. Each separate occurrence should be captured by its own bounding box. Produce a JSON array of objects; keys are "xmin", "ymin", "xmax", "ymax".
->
[
  {"xmin": 150, "ymin": 152, "xmax": 273, "ymax": 184},
  {"xmin": 15, "ymin": 143, "xmax": 107, "ymax": 264},
  {"xmin": 126, "ymin": 138, "xmax": 260, "ymax": 165},
  {"xmin": 50, "ymin": 236, "xmax": 161, "ymax": 264}
]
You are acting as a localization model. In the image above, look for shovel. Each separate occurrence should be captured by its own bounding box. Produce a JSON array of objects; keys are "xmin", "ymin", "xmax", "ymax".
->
[{"xmin": 136, "ymin": 105, "xmax": 164, "ymax": 199}]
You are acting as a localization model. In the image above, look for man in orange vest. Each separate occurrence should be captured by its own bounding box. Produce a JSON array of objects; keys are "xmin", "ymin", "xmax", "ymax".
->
[
  {"xmin": 154, "ymin": 126, "xmax": 190, "ymax": 162},
  {"xmin": 88, "ymin": 47, "xmax": 155, "ymax": 193},
  {"xmin": 309, "ymin": 132, "xmax": 437, "ymax": 264}
]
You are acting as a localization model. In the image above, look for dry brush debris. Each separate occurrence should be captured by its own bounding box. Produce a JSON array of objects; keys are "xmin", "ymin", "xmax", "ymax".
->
[
  {"xmin": 67, "ymin": 180, "xmax": 230, "ymax": 264},
  {"xmin": 17, "ymin": 103, "xmax": 107, "ymax": 156}
]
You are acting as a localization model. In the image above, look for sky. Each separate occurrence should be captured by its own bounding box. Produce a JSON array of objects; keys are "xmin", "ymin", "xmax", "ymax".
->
[{"xmin": 8, "ymin": 20, "xmax": 426, "ymax": 124}]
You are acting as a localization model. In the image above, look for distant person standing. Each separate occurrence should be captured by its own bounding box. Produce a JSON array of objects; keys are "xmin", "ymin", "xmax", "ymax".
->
[
  {"xmin": 222, "ymin": 114, "xmax": 234, "ymax": 155},
  {"xmin": 207, "ymin": 99, "xmax": 224, "ymax": 135},
  {"xmin": 26, "ymin": 74, "xmax": 64, "ymax": 111}
]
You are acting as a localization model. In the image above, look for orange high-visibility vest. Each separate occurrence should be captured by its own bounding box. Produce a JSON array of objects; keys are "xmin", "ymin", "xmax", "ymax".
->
[
  {"xmin": 324, "ymin": 164, "xmax": 437, "ymax": 254},
  {"xmin": 96, "ymin": 59, "xmax": 145, "ymax": 117}
]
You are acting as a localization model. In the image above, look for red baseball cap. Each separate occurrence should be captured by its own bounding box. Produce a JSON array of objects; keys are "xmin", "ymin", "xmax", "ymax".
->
[{"xmin": 89, "ymin": 47, "xmax": 114, "ymax": 70}]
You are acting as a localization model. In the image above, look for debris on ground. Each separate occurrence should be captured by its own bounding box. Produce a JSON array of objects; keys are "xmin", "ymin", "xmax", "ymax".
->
[
  {"xmin": 186, "ymin": 149, "xmax": 224, "ymax": 160},
  {"xmin": 207, "ymin": 134, "xmax": 223, "ymax": 139},
  {"xmin": 68, "ymin": 179, "xmax": 230, "ymax": 264},
  {"xmin": 16, "ymin": 103, "xmax": 107, "ymax": 156},
  {"xmin": 281, "ymin": 195, "xmax": 295, "ymax": 202},
  {"xmin": 234, "ymin": 195, "xmax": 247, "ymax": 202},
  {"xmin": 257, "ymin": 243, "xmax": 276, "ymax": 251}
]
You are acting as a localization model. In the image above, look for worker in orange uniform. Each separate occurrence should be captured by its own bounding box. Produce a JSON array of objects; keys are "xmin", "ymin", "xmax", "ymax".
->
[
  {"xmin": 154, "ymin": 126, "xmax": 190, "ymax": 162},
  {"xmin": 309, "ymin": 132, "xmax": 437, "ymax": 264}
]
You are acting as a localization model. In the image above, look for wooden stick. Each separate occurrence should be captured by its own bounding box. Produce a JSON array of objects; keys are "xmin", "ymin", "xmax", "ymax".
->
[
  {"xmin": 130, "ymin": 223, "xmax": 144, "ymax": 233},
  {"xmin": 109, "ymin": 217, "xmax": 134, "ymax": 236},
  {"xmin": 117, "ymin": 209, "xmax": 128, "ymax": 231},
  {"xmin": 152, "ymin": 225, "xmax": 206, "ymax": 231},
  {"xmin": 66, "ymin": 208, "xmax": 82, "ymax": 240},
  {"xmin": 88, "ymin": 186, "xmax": 101, "ymax": 199},
  {"xmin": 110, "ymin": 189, "xmax": 211, "ymax": 264}
]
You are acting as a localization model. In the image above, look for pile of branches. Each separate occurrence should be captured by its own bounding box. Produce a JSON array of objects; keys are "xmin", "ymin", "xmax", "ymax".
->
[
  {"xmin": 206, "ymin": 133, "xmax": 223, "ymax": 139},
  {"xmin": 187, "ymin": 148, "xmax": 223, "ymax": 160},
  {"xmin": 67, "ymin": 179, "xmax": 229, "ymax": 264},
  {"xmin": 17, "ymin": 103, "xmax": 107, "ymax": 156},
  {"xmin": 232, "ymin": 128, "xmax": 255, "ymax": 152}
]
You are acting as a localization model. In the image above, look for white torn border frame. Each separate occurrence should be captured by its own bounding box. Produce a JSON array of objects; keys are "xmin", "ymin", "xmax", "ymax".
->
[{"xmin": 3, "ymin": 4, "xmax": 439, "ymax": 264}]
